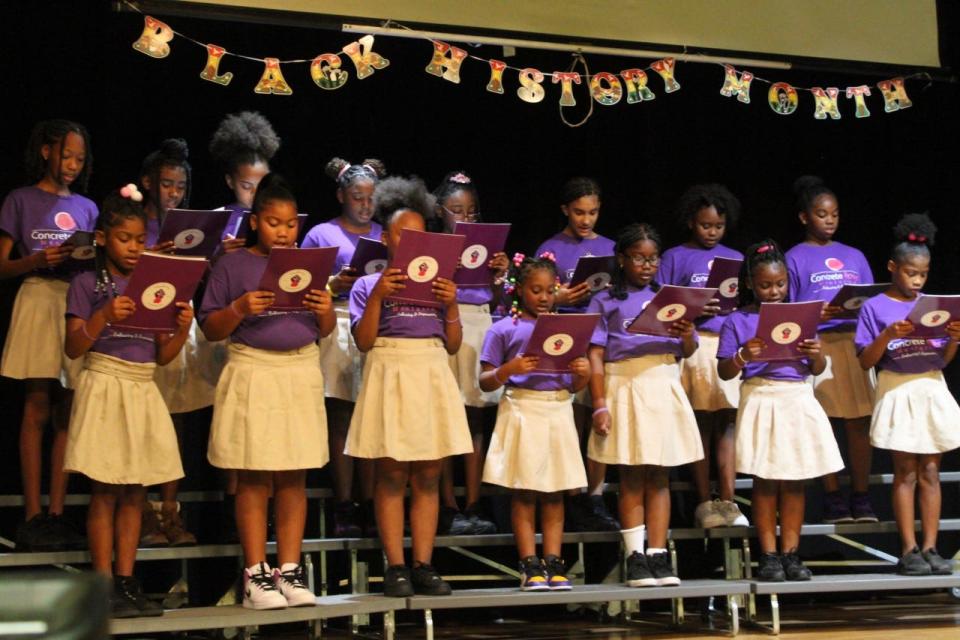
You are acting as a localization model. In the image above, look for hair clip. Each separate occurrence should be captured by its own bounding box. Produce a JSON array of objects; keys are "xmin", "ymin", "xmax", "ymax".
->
[
  {"xmin": 908, "ymin": 232, "xmax": 927, "ymax": 243},
  {"xmin": 538, "ymin": 250, "xmax": 557, "ymax": 263},
  {"xmin": 449, "ymin": 172, "xmax": 471, "ymax": 184},
  {"xmin": 119, "ymin": 183, "xmax": 142, "ymax": 202},
  {"xmin": 756, "ymin": 244, "xmax": 771, "ymax": 254},
  {"xmin": 512, "ymin": 252, "xmax": 526, "ymax": 267}
]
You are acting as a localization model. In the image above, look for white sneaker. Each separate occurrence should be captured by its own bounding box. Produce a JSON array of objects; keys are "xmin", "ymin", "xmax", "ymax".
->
[
  {"xmin": 274, "ymin": 563, "xmax": 317, "ymax": 607},
  {"xmin": 242, "ymin": 562, "xmax": 287, "ymax": 610},
  {"xmin": 694, "ymin": 500, "xmax": 726, "ymax": 528},
  {"xmin": 718, "ymin": 500, "xmax": 749, "ymax": 527}
]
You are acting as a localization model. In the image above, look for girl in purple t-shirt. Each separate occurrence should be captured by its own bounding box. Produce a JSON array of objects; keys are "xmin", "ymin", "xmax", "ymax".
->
[
  {"xmin": 63, "ymin": 188, "xmax": 191, "ymax": 617},
  {"xmin": 659, "ymin": 184, "xmax": 747, "ymax": 530},
  {"xmin": 479, "ymin": 254, "xmax": 589, "ymax": 591},
  {"xmin": 346, "ymin": 177, "xmax": 472, "ymax": 598},
  {"xmin": 0, "ymin": 119, "xmax": 97, "ymax": 551},
  {"xmin": 854, "ymin": 214, "xmax": 960, "ymax": 576},
  {"xmin": 200, "ymin": 174, "xmax": 335, "ymax": 611},
  {"xmin": 717, "ymin": 240, "xmax": 843, "ymax": 582},
  {"xmin": 785, "ymin": 175, "xmax": 877, "ymax": 524},
  {"xmin": 588, "ymin": 224, "xmax": 703, "ymax": 588}
]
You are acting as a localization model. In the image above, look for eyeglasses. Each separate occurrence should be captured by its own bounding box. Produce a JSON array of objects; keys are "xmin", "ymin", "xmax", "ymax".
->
[
  {"xmin": 442, "ymin": 205, "xmax": 480, "ymax": 222},
  {"xmin": 624, "ymin": 254, "xmax": 660, "ymax": 267}
]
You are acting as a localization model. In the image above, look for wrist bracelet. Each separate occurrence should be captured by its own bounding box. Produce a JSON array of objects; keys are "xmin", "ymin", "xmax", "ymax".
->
[
  {"xmin": 592, "ymin": 407, "xmax": 610, "ymax": 417},
  {"xmin": 445, "ymin": 314, "xmax": 461, "ymax": 324},
  {"xmin": 80, "ymin": 321, "xmax": 97, "ymax": 342},
  {"xmin": 229, "ymin": 300, "xmax": 244, "ymax": 319},
  {"xmin": 493, "ymin": 368, "xmax": 507, "ymax": 385},
  {"xmin": 733, "ymin": 348, "xmax": 746, "ymax": 368}
]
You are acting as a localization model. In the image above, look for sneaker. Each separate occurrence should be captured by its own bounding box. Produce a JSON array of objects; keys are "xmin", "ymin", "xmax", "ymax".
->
[
  {"xmin": 114, "ymin": 576, "xmax": 163, "ymax": 617},
  {"xmin": 333, "ymin": 501, "xmax": 363, "ymax": 537},
  {"xmin": 822, "ymin": 491, "xmax": 854, "ymax": 524},
  {"xmin": 646, "ymin": 551, "xmax": 680, "ymax": 586},
  {"xmin": 780, "ymin": 552, "xmax": 812, "ymax": 581},
  {"xmin": 756, "ymin": 553, "xmax": 785, "ymax": 582},
  {"xmin": 242, "ymin": 562, "xmax": 288, "ymax": 610},
  {"xmin": 411, "ymin": 563, "xmax": 452, "ymax": 596},
  {"xmin": 625, "ymin": 551, "xmax": 656, "ymax": 587},
  {"xmin": 383, "ymin": 565, "xmax": 414, "ymax": 597},
  {"xmin": 274, "ymin": 563, "xmax": 317, "ymax": 607},
  {"xmin": 362, "ymin": 500, "xmax": 378, "ymax": 538},
  {"xmin": 45, "ymin": 514, "xmax": 87, "ymax": 550},
  {"xmin": 694, "ymin": 500, "xmax": 727, "ymax": 529},
  {"xmin": 850, "ymin": 493, "xmax": 879, "ymax": 523},
  {"xmin": 159, "ymin": 503, "xmax": 197, "ymax": 547},
  {"xmin": 544, "ymin": 555, "xmax": 573, "ymax": 590},
  {"xmin": 717, "ymin": 500, "xmax": 750, "ymax": 527},
  {"xmin": 464, "ymin": 503, "xmax": 497, "ymax": 535},
  {"xmin": 921, "ymin": 548, "xmax": 954, "ymax": 575},
  {"xmin": 447, "ymin": 510, "xmax": 475, "ymax": 536},
  {"xmin": 519, "ymin": 556, "xmax": 550, "ymax": 591},
  {"xmin": 139, "ymin": 503, "xmax": 168, "ymax": 548},
  {"xmin": 566, "ymin": 494, "xmax": 619, "ymax": 532},
  {"xmin": 16, "ymin": 513, "xmax": 67, "ymax": 552},
  {"xmin": 898, "ymin": 548, "xmax": 932, "ymax": 576}
]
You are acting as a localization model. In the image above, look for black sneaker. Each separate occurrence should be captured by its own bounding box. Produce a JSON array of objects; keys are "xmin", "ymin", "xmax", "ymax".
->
[
  {"xmin": 15, "ymin": 514, "xmax": 64, "ymax": 552},
  {"xmin": 519, "ymin": 556, "xmax": 550, "ymax": 591},
  {"xmin": 383, "ymin": 565, "xmax": 414, "ymax": 597},
  {"xmin": 412, "ymin": 563, "xmax": 452, "ymax": 596},
  {"xmin": 111, "ymin": 581, "xmax": 141, "ymax": 619},
  {"xmin": 447, "ymin": 510, "xmax": 475, "ymax": 536},
  {"xmin": 780, "ymin": 552, "xmax": 812, "ymax": 581},
  {"xmin": 646, "ymin": 551, "xmax": 680, "ymax": 586},
  {"xmin": 850, "ymin": 492, "xmax": 879, "ymax": 523},
  {"xmin": 464, "ymin": 503, "xmax": 497, "ymax": 535},
  {"xmin": 921, "ymin": 548, "xmax": 954, "ymax": 575},
  {"xmin": 625, "ymin": 551, "xmax": 656, "ymax": 587},
  {"xmin": 566, "ymin": 494, "xmax": 619, "ymax": 532},
  {"xmin": 333, "ymin": 501, "xmax": 362, "ymax": 537},
  {"xmin": 757, "ymin": 553, "xmax": 785, "ymax": 582},
  {"xmin": 436, "ymin": 506, "xmax": 459, "ymax": 535},
  {"xmin": 898, "ymin": 547, "xmax": 933, "ymax": 576},
  {"xmin": 45, "ymin": 514, "xmax": 87, "ymax": 550},
  {"xmin": 822, "ymin": 491, "xmax": 854, "ymax": 524},
  {"xmin": 544, "ymin": 555, "xmax": 573, "ymax": 590},
  {"xmin": 114, "ymin": 576, "xmax": 163, "ymax": 617}
]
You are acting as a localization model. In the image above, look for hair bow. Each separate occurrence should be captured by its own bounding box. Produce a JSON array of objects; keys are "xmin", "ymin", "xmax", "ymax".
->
[
  {"xmin": 512, "ymin": 252, "xmax": 526, "ymax": 267},
  {"xmin": 449, "ymin": 172, "xmax": 471, "ymax": 184},
  {"xmin": 119, "ymin": 183, "xmax": 142, "ymax": 202},
  {"xmin": 538, "ymin": 250, "xmax": 557, "ymax": 262},
  {"xmin": 756, "ymin": 244, "xmax": 772, "ymax": 254},
  {"xmin": 908, "ymin": 232, "xmax": 927, "ymax": 243}
]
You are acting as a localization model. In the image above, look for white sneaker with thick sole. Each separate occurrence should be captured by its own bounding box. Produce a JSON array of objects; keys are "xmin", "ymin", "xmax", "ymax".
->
[
  {"xmin": 718, "ymin": 500, "xmax": 749, "ymax": 527},
  {"xmin": 694, "ymin": 500, "xmax": 726, "ymax": 528},
  {"xmin": 242, "ymin": 562, "xmax": 288, "ymax": 610},
  {"xmin": 275, "ymin": 563, "xmax": 317, "ymax": 607}
]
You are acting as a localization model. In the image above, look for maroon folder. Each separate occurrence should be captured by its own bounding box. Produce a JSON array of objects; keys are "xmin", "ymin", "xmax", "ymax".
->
[
  {"xmin": 348, "ymin": 236, "xmax": 389, "ymax": 275},
  {"xmin": 754, "ymin": 300, "xmax": 823, "ymax": 361},
  {"xmin": 905, "ymin": 294, "xmax": 960, "ymax": 339},
  {"xmin": 453, "ymin": 222, "xmax": 511, "ymax": 287},
  {"xmin": 158, "ymin": 209, "xmax": 233, "ymax": 258},
  {"xmin": 569, "ymin": 255, "xmax": 617, "ymax": 292},
  {"xmin": 257, "ymin": 247, "xmax": 339, "ymax": 311},
  {"xmin": 386, "ymin": 229, "xmax": 465, "ymax": 308},
  {"xmin": 703, "ymin": 257, "xmax": 743, "ymax": 313},
  {"xmin": 111, "ymin": 252, "xmax": 209, "ymax": 333},
  {"xmin": 829, "ymin": 283, "xmax": 890, "ymax": 319},
  {"xmin": 627, "ymin": 285, "xmax": 718, "ymax": 337},
  {"xmin": 57, "ymin": 230, "xmax": 96, "ymax": 275},
  {"xmin": 521, "ymin": 313, "xmax": 601, "ymax": 373}
]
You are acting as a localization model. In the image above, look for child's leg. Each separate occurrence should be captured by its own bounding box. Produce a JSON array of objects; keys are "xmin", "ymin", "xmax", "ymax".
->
[
  {"xmin": 49, "ymin": 387, "xmax": 72, "ymax": 516},
  {"xmin": 691, "ymin": 412, "xmax": 714, "ymax": 504},
  {"xmin": 409, "ymin": 459, "xmax": 443, "ymax": 565},
  {"xmin": 158, "ymin": 413, "xmax": 187, "ymax": 512},
  {"xmin": 619, "ymin": 465, "xmax": 646, "ymax": 529},
  {"xmin": 643, "ymin": 466, "xmax": 671, "ymax": 549},
  {"xmin": 236, "ymin": 470, "xmax": 272, "ymax": 566},
  {"xmin": 778, "ymin": 481, "xmax": 806, "ymax": 552},
  {"xmin": 844, "ymin": 417, "xmax": 873, "ymax": 494},
  {"xmin": 20, "ymin": 380, "xmax": 52, "ymax": 520},
  {"xmin": 540, "ymin": 492, "xmax": 564, "ymax": 558},
  {"xmin": 115, "ymin": 485, "xmax": 147, "ymax": 576},
  {"xmin": 375, "ymin": 458, "xmax": 410, "ymax": 566},
  {"xmin": 273, "ymin": 469, "xmax": 308, "ymax": 566},
  {"xmin": 715, "ymin": 409, "xmax": 737, "ymax": 502},
  {"xmin": 752, "ymin": 478, "xmax": 779, "ymax": 554},
  {"xmin": 918, "ymin": 453, "xmax": 942, "ymax": 551},
  {"xmin": 440, "ymin": 458, "xmax": 457, "ymax": 510},
  {"xmin": 88, "ymin": 482, "xmax": 120, "ymax": 575},
  {"xmin": 463, "ymin": 407, "xmax": 486, "ymax": 509},
  {"xmin": 327, "ymin": 399, "xmax": 355, "ymax": 504},
  {"xmin": 891, "ymin": 452, "xmax": 920, "ymax": 554},
  {"xmin": 511, "ymin": 490, "xmax": 537, "ymax": 558}
]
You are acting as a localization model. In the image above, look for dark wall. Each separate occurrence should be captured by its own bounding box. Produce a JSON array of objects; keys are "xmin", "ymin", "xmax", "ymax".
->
[{"xmin": 1, "ymin": 1, "xmax": 959, "ymax": 493}]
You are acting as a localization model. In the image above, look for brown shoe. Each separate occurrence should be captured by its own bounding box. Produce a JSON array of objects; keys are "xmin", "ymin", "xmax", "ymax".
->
[
  {"xmin": 140, "ymin": 502, "xmax": 169, "ymax": 548},
  {"xmin": 160, "ymin": 503, "xmax": 197, "ymax": 547}
]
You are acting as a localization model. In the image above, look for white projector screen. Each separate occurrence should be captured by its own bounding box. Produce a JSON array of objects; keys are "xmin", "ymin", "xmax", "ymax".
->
[{"xmin": 169, "ymin": 0, "xmax": 942, "ymax": 68}]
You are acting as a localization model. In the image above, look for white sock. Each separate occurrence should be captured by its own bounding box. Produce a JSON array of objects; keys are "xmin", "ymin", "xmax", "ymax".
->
[
  {"xmin": 621, "ymin": 524, "xmax": 645, "ymax": 555},
  {"xmin": 646, "ymin": 547, "xmax": 667, "ymax": 556},
  {"xmin": 247, "ymin": 562, "xmax": 270, "ymax": 574},
  {"xmin": 280, "ymin": 562, "xmax": 299, "ymax": 573}
]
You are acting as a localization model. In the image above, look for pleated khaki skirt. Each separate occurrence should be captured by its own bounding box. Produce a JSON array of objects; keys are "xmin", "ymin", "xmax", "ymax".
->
[
  {"xmin": 735, "ymin": 377, "xmax": 844, "ymax": 480},
  {"xmin": 811, "ymin": 331, "xmax": 875, "ymax": 419},
  {"xmin": 346, "ymin": 337, "xmax": 472, "ymax": 461},
  {"xmin": 870, "ymin": 369, "xmax": 960, "ymax": 454},
  {"xmin": 483, "ymin": 387, "xmax": 587, "ymax": 492},
  {"xmin": 154, "ymin": 319, "xmax": 217, "ymax": 414},
  {"xmin": 448, "ymin": 303, "xmax": 501, "ymax": 408},
  {"xmin": 208, "ymin": 342, "xmax": 329, "ymax": 471},
  {"xmin": 588, "ymin": 354, "xmax": 704, "ymax": 467},
  {"xmin": 1, "ymin": 276, "xmax": 83, "ymax": 388},
  {"xmin": 680, "ymin": 331, "xmax": 741, "ymax": 412},
  {"xmin": 317, "ymin": 302, "xmax": 364, "ymax": 402},
  {"xmin": 64, "ymin": 352, "xmax": 183, "ymax": 486}
]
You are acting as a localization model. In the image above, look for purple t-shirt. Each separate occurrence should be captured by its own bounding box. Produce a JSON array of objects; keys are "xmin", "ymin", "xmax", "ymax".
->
[
  {"xmin": 199, "ymin": 249, "xmax": 321, "ymax": 350},
  {"xmin": 587, "ymin": 287, "xmax": 690, "ymax": 362},
  {"xmin": 535, "ymin": 232, "xmax": 615, "ymax": 311},
  {"xmin": 457, "ymin": 286, "xmax": 494, "ymax": 306},
  {"xmin": 348, "ymin": 273, "xmax": 445, "ymax": 341},
  {"xmin": 221, "ymin": 203, "xmax": 248, "ymax": 240},
  {"xmin": 786, "ymin": 241, "xmax": 873, "ymax": 332},
  {"xmin": 301, "ymin": 218, "xmax": 382, "ymax": 273},
  {"xmin": 145, "ymin": 217, "xmax": 160, "ymax": 249},
  {"xmin": 480, "ymin": 316, "xmax": 574, "ymax": 391},
  {"xmin": 65, "ymin": 271, "xmax": 157, "ymax": 363},
  {"xmin": 659, "ymin": 243, "xmax": 743, "ymax": 333},
  {"xmin": 854, "ymin": 294, "xmax": 949, "ymax": 374},
  {"xmin": 717, "ymin": 308, "xmax": 811, "ymax": 381},
  {"xmin": 0, "ymin": 186, "xmax": 98, "ymax": 260}
]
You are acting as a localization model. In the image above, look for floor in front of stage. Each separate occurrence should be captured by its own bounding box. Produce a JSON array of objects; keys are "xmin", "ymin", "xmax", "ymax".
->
[{"xmin": 244, "ymin": 592, "xmax": 960, "ymax": 639}]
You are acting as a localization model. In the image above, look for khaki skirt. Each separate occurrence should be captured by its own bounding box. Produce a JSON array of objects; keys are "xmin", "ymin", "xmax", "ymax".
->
[
  {"xmin": 449, "ymin": 303, "xmax": 501, "ymax": 408},
  {"xmin": 346, "ymin": 337, "xmax": 472, "ymax": 461},
  {"xmin": 588, "ymin": 354, "xmax": 704, "ymax": 467},
  {"xmin": 208, "ymin": 342, "xmax": 329, "ymax": 471},
  {"xmin": 64, "ymin": 352, "xmax": 183, "ymax": 486},
  {"xmin": 317, "ymin": 302, "xmax": 363, "ymax": 402},
  {"xmin": 735, "ymin": 378, "xmax": 844, "ymax": 480},
  {"xmin": 811, "ymin": 331, "xmax": 875, "ymax": 419},
  {"xmin": 681, "ymin": 331, "xmax": 740, "ymax": 412},
  {"xmin": 870, "ymin": 370, "xmax": 960, "ymax": 454},
  {"xmin": 154, "ymin": 319, "xmax": 217, "ymax": 414},
  {"xmin": 483, "ymin": 387, "xmax": 587, "ymax": 492},
  {"xmin": 1, "ymin": 276, "xmax": 83, "ymax": 388}
]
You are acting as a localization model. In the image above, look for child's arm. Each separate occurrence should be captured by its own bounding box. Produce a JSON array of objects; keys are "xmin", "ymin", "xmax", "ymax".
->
[
  {"xmin": 0, "ymin": 235, "xmax": 71, "ymax": 280},
  {"xmin": 717, "ymin": 337, "xmax": 765, "ymax": 380},
  {"xmin": 478, "ymin": 356, "xmax": 539, "ymax": 392},
  {"xmin": 588, "ymin": 345, "xmax": 610, "ymax": 436},
  {"xmin": 64, "ymin": 296, "xmax": 136, "ymax": 359},
  {"xmin": 353, "ymin": 268, "xmax": 406, "ymax": 352},
  {"xmin": 304, "ymin": 288, "xmax": 336, "ymax": 338},
  {"xmin": 943, "ymin": 321, "xmax": 960, "ymax": 365},
  {"xmin": 156, "ymin": 303, "xmax": 194, "ymax": 365},
  {"xmin": 569, "ymin": 356, "xmax": 591, "ymax": 392},
  {"xmin": 433, "ymin": 277, "xmax": 462, "ymax": 355},
  {"xmin": 797, "ymin": 338, "xmax": 827, "ymax": 376},
  {"xmin": 668, "ymin": 318, "xmax": 698, "ymax": 358},
  {"xmin": 201, "ymin": 291, "xmax": 275, "ymax": 342},
  {"xmin": 858, "ymin": 320, "xmax": 913, "ymax": 370}
]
